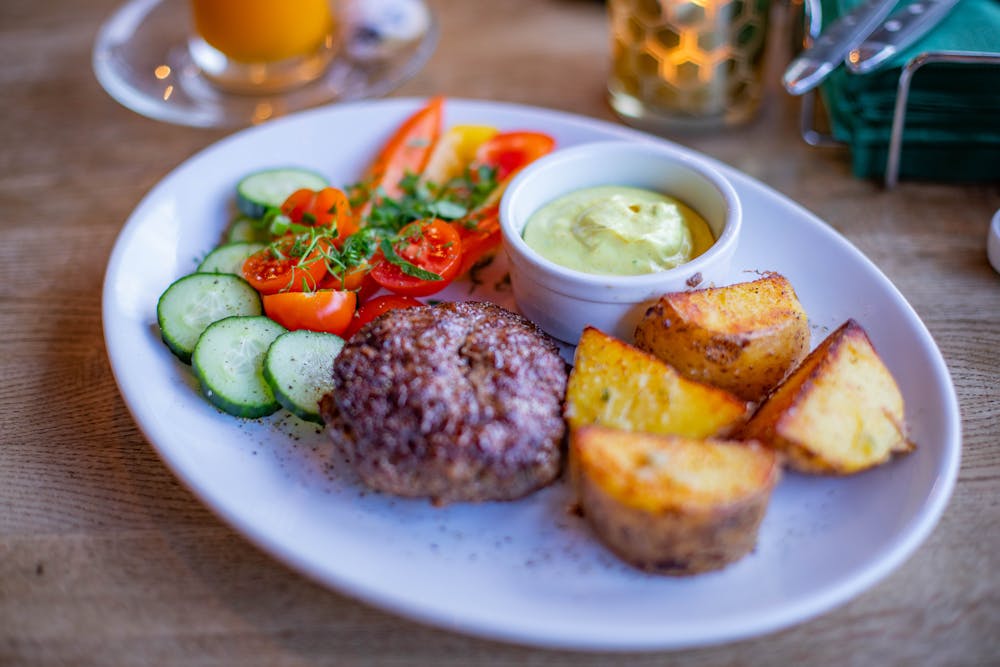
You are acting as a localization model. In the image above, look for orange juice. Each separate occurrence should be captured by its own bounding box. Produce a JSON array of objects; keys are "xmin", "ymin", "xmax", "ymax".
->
[{"xmin": 191, "ymin": 0, "xmax": 334, "ymax": 64}]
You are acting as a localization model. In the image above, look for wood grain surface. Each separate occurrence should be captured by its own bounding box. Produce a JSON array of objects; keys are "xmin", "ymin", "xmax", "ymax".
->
[{"xmin": 2, "ymin": 0, "xmax": 998, "ymax": 665}]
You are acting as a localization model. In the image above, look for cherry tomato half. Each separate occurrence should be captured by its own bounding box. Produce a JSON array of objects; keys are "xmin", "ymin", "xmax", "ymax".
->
[
  {"xmin": 262, "ymin": 289, "xmax": 357, "ymax": 335},
  {"xmin": 370, "ymin": 219, "xmax": 462, "ymax": 297},
  {"xmin": 472, "ymin": 131, "xmax": 555, "ymax": 182},
  {"xmin": 242, "ymin": 236, "xmax": 330, "ymax": 295},
  {"xmin": 344, "ymin": 294, "xmax": 424, "ymax": 339},
  {"xmin": 280, "ymin": 187, "xmax": 359, "ymax": 243}
]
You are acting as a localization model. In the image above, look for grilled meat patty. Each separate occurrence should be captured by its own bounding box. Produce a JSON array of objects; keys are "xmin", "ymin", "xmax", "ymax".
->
[{"xmin": 319, "ymin": 301, "xmax": 568, "ymax": 503}]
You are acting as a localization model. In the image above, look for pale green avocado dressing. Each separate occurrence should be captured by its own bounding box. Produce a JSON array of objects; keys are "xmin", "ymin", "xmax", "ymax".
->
[{"xmin": 522, "ymin": 185, "xmax": 715, "ymax": 276}]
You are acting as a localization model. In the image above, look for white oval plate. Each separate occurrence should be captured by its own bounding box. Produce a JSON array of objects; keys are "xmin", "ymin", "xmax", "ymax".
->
[{"xmin": 103, "ymin": 98, "xmax": 960, "ymax": 652}]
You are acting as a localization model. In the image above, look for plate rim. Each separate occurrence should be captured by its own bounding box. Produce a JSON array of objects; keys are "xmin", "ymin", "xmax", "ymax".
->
[{"xmin": 101, "ymin": 97, "xmax": 962, "ymax": 652}]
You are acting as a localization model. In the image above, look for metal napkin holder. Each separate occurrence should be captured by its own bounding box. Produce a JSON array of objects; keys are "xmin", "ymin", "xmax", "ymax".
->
[{"xmin": 796, "ymin": 0, "xmax": 1000, "ymax": 187}]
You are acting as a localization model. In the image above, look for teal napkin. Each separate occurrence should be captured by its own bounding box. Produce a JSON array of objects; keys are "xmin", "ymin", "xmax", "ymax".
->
[{"xmin": 818, "ymin": 0, "xmax": 1000, "ymax": 182}]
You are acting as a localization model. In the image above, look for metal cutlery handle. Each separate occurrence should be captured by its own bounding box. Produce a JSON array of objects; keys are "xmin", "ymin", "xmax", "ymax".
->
[
  {"xmin": 847, "ymin": 0, "xmax": 963, "ymax": 74},
  {"xmin": 783, "ymin": 0, "xmax": 900, "ymax": 94}
]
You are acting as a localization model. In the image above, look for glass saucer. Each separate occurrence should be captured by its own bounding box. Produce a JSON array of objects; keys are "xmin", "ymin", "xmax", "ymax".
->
[{"xmin": 92, "ymin": 0, "xmax": 438, "ymax": 128}]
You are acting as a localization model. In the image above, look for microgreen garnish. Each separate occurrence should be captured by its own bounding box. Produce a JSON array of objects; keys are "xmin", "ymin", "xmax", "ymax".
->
[
  {"xmin": 314, "ymin": 227, "xmax": 379, "ymax": 289},
  {"xmin": 348, "ymin": 165, "xmax": 499, "ymax": 233},
  {"xmin": 254, "ymin": 163, "xmax": 501, "ymax": 293}
]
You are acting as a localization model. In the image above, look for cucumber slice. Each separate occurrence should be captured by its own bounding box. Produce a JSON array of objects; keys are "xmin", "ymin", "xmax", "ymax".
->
[
  {"xmin": 197, "ymin": 241, "xmax": 267, "ymax": 275},
  {"xmin": 157, "ymin": 273, "xmax": 262, "ymax": 364},
  {"xmin": 192, "ymin": 316, "xmax": 287, "ymax": 418},
  {"xmin": 226, "ymin": 215, "xmax": 271, "ymax": 243},
  {"xmin": 263, "ymin": 330, "xmax": 346, "ymax": 423},
  {"xmin": 236, "ymin": 168, "xmax": 329, "ymax": 218}
]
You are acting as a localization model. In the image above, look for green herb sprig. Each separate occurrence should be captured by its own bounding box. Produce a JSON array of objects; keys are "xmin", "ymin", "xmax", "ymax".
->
[{"xmin": 257, "ymin": 163, "xmax": 500, "ymax": 291}]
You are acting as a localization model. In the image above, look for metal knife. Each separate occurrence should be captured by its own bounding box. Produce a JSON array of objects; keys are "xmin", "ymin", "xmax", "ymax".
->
[
  {"xmin": 783, "ymin": 0, "xmax": 900, "ymax": 95},
  {"xmin": 846, "ymin": 0, "xmax": 963, "ymax": 74}
]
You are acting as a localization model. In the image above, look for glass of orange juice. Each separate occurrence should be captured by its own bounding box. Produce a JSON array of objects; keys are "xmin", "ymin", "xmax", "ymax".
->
[{"xmin": 188, "ymin": 0, "xmax": 338, "ymax": 93}]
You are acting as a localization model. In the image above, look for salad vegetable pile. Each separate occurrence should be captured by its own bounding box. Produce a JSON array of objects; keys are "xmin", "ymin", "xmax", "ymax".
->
[{"xmin": 156, "ymin": 97, "xmax": 556, "ymax": 421}]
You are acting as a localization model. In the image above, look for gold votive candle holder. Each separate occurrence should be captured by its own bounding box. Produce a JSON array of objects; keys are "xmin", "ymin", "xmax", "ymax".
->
[{"xmin": 608, "ymin": 0, "xmax": 770, "ymax": 131}]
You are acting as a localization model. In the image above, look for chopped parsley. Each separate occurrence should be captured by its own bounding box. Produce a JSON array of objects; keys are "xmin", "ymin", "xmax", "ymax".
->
[
  {"xmin": 350, "ymin": 165, "xmax": 500, "ymax": 234},
  {"xmin": 379, "ymin": 237, "xmax": 442, "ymax": 281},
  {"xmin": 255, "ymin": 164, "xmax": 500, "ymax": 291}
]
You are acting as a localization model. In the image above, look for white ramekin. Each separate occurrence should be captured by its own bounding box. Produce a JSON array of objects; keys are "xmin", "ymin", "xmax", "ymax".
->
[{"xmin": 499, "ymin": 140, "xmax": 742, "ymax": 343}]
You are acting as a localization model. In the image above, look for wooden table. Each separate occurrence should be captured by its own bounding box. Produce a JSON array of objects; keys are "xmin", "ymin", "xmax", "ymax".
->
[{"xmin": 2, "ymin": 0, "xmax": 998, "ymax": 664}]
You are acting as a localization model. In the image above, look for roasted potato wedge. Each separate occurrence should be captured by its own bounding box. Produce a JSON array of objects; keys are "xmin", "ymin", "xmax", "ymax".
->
[
  {"xmin": 634, "ymin": 272, "xmax": 810, "ymax": 403},
  {"xmin": 572, "ymin": 425, "xmax": 780, "ymax": 575},
  {"xmin": 565, "ymin": 327, "xmax": 749, "ymax": 438},
  {"xmin": 742, "ymin": 319, "xmax": 914, "ymax": 474}
]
